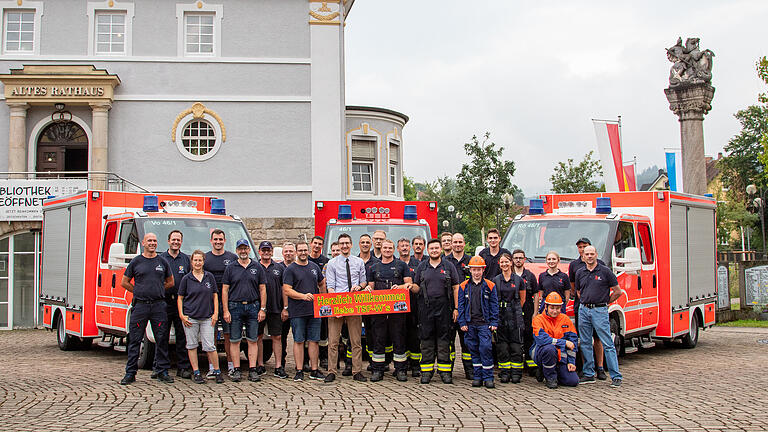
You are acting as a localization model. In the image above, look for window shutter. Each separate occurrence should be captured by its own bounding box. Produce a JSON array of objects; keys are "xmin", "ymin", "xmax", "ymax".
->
[
  {"xmin": 389, "ymin": 143, "xmax": 399, "ymax": 164},
  {"xmin": 352, "ymin": 139, "xmax": 375, "ymax": 160}
]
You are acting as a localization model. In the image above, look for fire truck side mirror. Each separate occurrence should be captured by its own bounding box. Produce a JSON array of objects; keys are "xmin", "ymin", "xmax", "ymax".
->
[
  {"xmin": 108, "ymin": 243, "xmax": 132, "ymax": 270},
  {"xmin": 613, "ymin": 247, "xmax": 642, "ymax": 274}
]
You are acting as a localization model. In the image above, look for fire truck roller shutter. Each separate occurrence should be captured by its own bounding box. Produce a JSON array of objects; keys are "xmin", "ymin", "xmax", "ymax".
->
[
  {"xmin": 669, "ymin": 204, "xmax": 689, "ymax": 312},
  {"xmin": 41, "ymin": 207, "xmax": 70, "ymax": 304},
  {"xmin": 686, "ymin": 206, "xmax": 716, "ymax": 304},
  {"xmin": 67, "ymin": 203, "xmax": 87, "ymax": 312}
]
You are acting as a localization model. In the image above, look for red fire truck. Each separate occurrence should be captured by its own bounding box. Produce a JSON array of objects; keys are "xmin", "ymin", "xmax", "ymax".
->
[
  {"xmin": 40, "ymin": 190, "xmax": 255, "ymax": 365},
  {"xmin": 501, "ymin": 191, "xmax": 717, "ymax": 353},
  {"xmin": 314, "ymin": 200, "xmax": 439, "ymax": 256}
]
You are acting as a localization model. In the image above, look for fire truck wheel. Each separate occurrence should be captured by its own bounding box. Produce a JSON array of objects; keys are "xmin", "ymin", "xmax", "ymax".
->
[
  {"xmin": 56, "ymin": 313, "xmax": 78, "ymax": 351},
  {"xmin": 681, "ymin": 313, "xmax": 699, "ymax": 349},
  {"xmin": 138, "ymin": 335, "xmax": 155, "ymax": 370},
  {"xmin": 609, "ymin": 316, "xmax": 625, "ymax": 357}
]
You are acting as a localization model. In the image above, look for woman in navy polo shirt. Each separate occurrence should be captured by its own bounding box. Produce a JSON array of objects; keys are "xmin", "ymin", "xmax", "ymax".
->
[
  {"xmin": 178, "ymin": 250, "xmax": 223, "ymax": 384},
  {"xmin": 537, "ymin": 251, "xmax": 570, "ymax": 314}
]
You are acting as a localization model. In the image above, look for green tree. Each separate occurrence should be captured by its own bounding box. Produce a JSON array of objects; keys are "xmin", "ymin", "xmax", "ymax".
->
[
  {"xmin": 403, "ymin": 175, "xmax": 417, "ymax": 201},
  {"xmin": 455, "ymin": 132, "xmax": 518, "ymax": 238},
  {"xmin": 720, "ymin": 105, "xmax": 768, "ymax": 201},
  {"xmin": 549, "ymin": 150, "xmax": 604, "ymax": 193}
]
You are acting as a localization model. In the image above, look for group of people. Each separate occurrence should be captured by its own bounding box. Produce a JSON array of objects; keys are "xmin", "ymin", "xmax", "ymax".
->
[{"xmin": 118, "ymin": 227, "xmax": 623, "ymax": 390}]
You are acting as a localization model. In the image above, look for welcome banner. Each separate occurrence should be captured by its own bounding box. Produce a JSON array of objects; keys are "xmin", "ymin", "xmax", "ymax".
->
[{"xmin": 313, "ymin": 289, "xmax": 411, "ymax": 318}]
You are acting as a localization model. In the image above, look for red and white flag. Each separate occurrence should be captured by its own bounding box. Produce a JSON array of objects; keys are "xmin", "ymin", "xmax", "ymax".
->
[
  {"xmin": 593, "ymin": 120, "xmax": 628, "ymax": 192},
  {"xmin": 622, "ymin": 163, "xmax": 637, "ymax": 191}
]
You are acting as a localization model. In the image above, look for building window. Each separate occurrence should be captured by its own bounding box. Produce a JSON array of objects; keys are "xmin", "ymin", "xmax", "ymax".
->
[
  {"xmin": 176, "ymin": 2, "xmax": 222, "ymax": 57},
  {"xmin": 185, "ymin": 13, "xmax": 213, "ymax": 54},
  {"xmin": 389, "ymin": 142, "xmax": 400, "ymax": 196},
  {"xmin": 352, "ymin": 163, "xmax": 373, "ymax": 192},
  {"xmin": 4, "ymin": 10, "xmax": 33, "ymax": 52},
  {"xmin": 351, "ymin": 138, "xmax": 376, "ymax": 193},
  {"xmin": 181, "ymin": 120, "xmax": 216, "ymax": 157},
  {"xmin": 87, "ymin": 1, "xmax": 134, "ymax": 56}
]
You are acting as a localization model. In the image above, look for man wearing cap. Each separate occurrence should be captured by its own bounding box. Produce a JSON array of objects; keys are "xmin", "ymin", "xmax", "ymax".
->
[
  {"xmin": 222, "ymin": 239, "xmax": 267, "ymax": 382},
  {"xmin": 531, "ymin": 292, "xmax": 579, "ymax": 389},
  {"xmin": 457, "ymin": 256, "xmax": 499, "ymax": 389},
  {"xmin": 255, "ymin": 241, "xmax": 289, "ymax": 379},
  {"xmin": 569, "ymin": 237, "xmax": 607, "ymax": 380},
  {"xmin": 574, "ymin": 245, "xmax": 623, "ymax": 387}
]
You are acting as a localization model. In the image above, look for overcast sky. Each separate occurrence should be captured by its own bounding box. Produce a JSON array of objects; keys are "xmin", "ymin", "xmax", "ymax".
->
[{"xmin": 344, "ymin": 1, "xmax": 768, "ymax": 195}]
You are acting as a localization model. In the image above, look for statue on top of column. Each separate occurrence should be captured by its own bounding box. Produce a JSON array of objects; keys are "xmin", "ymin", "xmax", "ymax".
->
[{"xmin": 666, "ymin": 37, "xmax": 715, "ymax": 87}]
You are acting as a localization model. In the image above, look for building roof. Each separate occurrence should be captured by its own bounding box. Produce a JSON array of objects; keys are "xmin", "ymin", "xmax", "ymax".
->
[{"xmin": 346, "ymin": 106, "xmax": 409, "ymax": 124}]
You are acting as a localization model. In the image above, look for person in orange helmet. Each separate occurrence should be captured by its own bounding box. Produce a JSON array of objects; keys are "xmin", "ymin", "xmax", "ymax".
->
[{"xmin": 530, "ymin": 292, "xmax": 579, "ymax": 389}]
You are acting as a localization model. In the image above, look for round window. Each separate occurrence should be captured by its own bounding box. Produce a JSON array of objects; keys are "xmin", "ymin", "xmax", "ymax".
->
[{"xmin": 182, "ymin": 120, "xmax": 216, "ymax": 156}]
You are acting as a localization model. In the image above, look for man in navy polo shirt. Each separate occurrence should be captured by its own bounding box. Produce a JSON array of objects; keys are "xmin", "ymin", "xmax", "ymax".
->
[
  {"xmin": 157, "ymin": 230, "xmax": 191, "ymax": 379},
  {"xmin": 569, "ymin": 237, "xmax": 607, "ymax": 380},
  {"xmin": 222, "ymin": 239, "xmax": 267, "ymax": 383},
  {"xmin": 574, "ymin": 245, "xmax": 623, "ymax": 387},
  {"xmin": 120, "ymin": 233, "xmax": 174, "ymax": 385},
  {"xmin": 255, "ymin": 241, "xmax": 289, "ymax": 379}
]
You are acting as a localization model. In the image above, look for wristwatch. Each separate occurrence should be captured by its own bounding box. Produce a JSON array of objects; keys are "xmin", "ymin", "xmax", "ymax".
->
[
  {"xmin": 260, "ymin": 307, "xmax": 266, "ymax": 312},
  {"xmin": 283, "ymin": 306, "xmax": 289, "ymax": 310}
]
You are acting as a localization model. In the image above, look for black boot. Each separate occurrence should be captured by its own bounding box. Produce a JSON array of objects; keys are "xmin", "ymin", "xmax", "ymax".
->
[
  {"xmin": 411, "ymin": 362, "xmax": 421, "ymax": 377},
  {"xmin": 439, "ymin": 372, "xmax": 453, "ymax": 384},
  {"xmin": 511, "ymin": 372, "xmax": 522, "ymax": 384},
  {"xmin": 342, "ymin": 361, "xmax": 352, "ymax": 376},
  {"xmin": 472, "ymin": 379, "xmax": 482, "ymax": 387},
  {"xmin": 370, "ymin": 370, "xmax": 384, "ymax": 382},
  {"xmin": 420, "ymin": 371, "xmax": 433, "ymax": 384},
  {"xmin": 499, "ymin": 371, "xmax": 510, "ymax": 383},
  {"xmin": 535, "ymin": 367, "xmax": 544, "ymax": 382}
]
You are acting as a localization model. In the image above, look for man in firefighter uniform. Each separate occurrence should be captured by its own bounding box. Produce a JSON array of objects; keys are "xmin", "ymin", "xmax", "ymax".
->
[
  {"xmin": 367, "ymin": 239, "xmax": 413, "ymax": 382},
  {"xmin": 412, "ymin": 238, "xmax": 462, "ymax": 384},
  {"xmin": 445, "ymin": 232, "xmax": 473, "ymax": 379},
  {"xmin": 457, "ymin": 256, "xmax": 499, "ymax": 389},
  {"xmin": 531, "ymin": 292, "xmax": 579, "ymax": 388},
  {"xmin": 399, "ymin": 237, "xmax": 423, "ymax": 376}
]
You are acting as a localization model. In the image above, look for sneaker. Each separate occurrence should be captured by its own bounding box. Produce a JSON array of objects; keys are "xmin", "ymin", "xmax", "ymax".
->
[
  {"xmin": 596, "ymin": 369, "xmax": 607, "ymax": 381},
  {"xmin": 293, "ymin": 370, "xmax": 304, "ymax": 382},
  {"xmin": 157, "ymin": 372, "xmax": 174, "ymax": 383},
  {"xmin": 119, "ymin": 374, "xmax": 135, "ymax": 385},
  {"xmin": 206, "ymin": 370, "xmax": 216, "ymax": 380},
  {"xmin": 439, "ymin": 372, "xmax": 453, "ymax": 384},
  {"xmin": 177, "ymin": 368, "xmax": 192, "ymax": 379},
  {"xmin": 610, "ymin": 378, "xmax": 622, "ymax": 388},
  {"xmin": 484, "ymin": 380, "xmax": 495, "ymax": 389},
  {"xmin": 193, "ymin": 373, "xmax": 206, "ymax": 384},
  {"xmin": 255, "ymin": 365, "xmax": 267, "ymax": 376},
  {"xmin": 228, "ymin": 368, "xmax": 235, "ymax": 379},
  {"xmin": 324, "ymin": 372, "xmax": 336, "ymax": 383},
  {"xmin": 420, "ymin": 372, "xmax": 432, "ymax": 384},
  {"xmin": 546, "ymin": 378, "xmax": 558, "ymax": 389},
  {"xmin": 215, "ymin": 372, "xmax": 224, "ymax": 384},
  {"xmin": 310, "ymin": 370, "xmax": 326, "ymax": 381},
  {"xmin": 352, "ymin": 372, "xmax": 367, "ymax": 382},
  {"xmin": 396, "ymin": 370, "xmax": 408, "ymax": 382},
  {"xmin": 231, "ymin": 369, "xmax": 242, "ymax": 382},
  {"xmin": 472, "ymin": 379, "xmax": 482, "ymax": 387},
  {"xmin": 274, "ymin": 367, "xmax": 288, "ymax": 379},
  {"xmin": 248, "ymin": 368, "xmax": 261, "ymax": 382},
  {"xmin": 370, "ymin": 370, "xmax": 384, "ymax": 382},
  {"xmin": 342, "ymin": 364, "xmax": 353, "ymax": 376},
  {"xmin": 579, "ymin": 375, "xmax": 596, "ymax": 384}
]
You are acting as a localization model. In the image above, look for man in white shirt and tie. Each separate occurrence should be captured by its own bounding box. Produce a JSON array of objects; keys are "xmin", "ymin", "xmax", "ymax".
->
[{"xmin": 324, "ymin": 233, "xmax": 368, "ymax": 383}]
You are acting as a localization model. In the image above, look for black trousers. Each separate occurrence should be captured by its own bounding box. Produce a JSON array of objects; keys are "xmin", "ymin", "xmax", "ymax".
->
[
  {"xmin": 370, "ymin": 313, "xmax": 407, "ymax": 371},
  {"xmin": 154, "ymin": 301, "xmax": 190, "ymax": 371},
  {"xmin": 126, "ymin": 301, "xmax": 169, "ymax": 375},
  {"xmin": 418, "ymin": 297, "xmax": 453, "ymax": 374},
  {"xmin": 406, "ymin": 293, "xmax": 421, "ymax": 366},
  {"xmin": 497, "ymin": 306, "xmax": 524, "ymax": 376},
  {"xmin": 522, "ymin": 301, "xmax": 536, "ymax": 367},
  {"xmin": 455, "ymin": 326, "xmax": 473, "ymax": 371}
]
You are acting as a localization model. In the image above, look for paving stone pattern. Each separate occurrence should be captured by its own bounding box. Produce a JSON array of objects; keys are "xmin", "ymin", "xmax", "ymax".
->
[{"xmin": 1, "ymin": 327, "xmax": 767, "ymax": 431}]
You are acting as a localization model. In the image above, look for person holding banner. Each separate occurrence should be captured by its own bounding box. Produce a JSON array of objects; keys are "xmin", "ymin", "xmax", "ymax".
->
[
  {"xmin": 412, "ymin": 238, "xmax": 462, "ymax": 385},
  {"xmin": 324, "ymin": 233, "xmax": 368, "ymax": 383},
  {"xmin": 398, "ymin": 237, "xmax": 422, "ymax": 377},
  {"xmin": 366, "ymin": 239, "xmax": 413, "ymax": 382}
]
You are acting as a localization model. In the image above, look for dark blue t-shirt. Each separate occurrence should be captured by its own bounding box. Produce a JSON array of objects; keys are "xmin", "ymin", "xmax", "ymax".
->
[
  {"xmin": 284, "ymin": 261, "xmax": 324, "ymax": 318},
  {"xmin": 260, "ymin": 260, "xmax": 285, "ymax": 313},
  {"xmin": 414, "ymin": 258, "xmax": 461, "ymax": 299},
  {"xmin": 574, "ymin": 263, "xmax": 618, "ymax": 305},
  {"xmin": 178, "ymin": 271, "xmax": 218, "ymax": 319},
  {"xmin": 538, "ymin": 270, "xmax": 570, "ymax": 299},
  {"xmin": 479, "ymin": 247, "xmax": 512, "ymax": 280},
  {"xmin": 204, "ymin": 250, "xmax": 238, "ymax": 289},
  {"xmin": 366, "ymin": 258, "xmax": 410, "ymax": 290},
  {"xmin": 222, "ymin": 259, "xmax": 266, "ymax": 303},
  {"xmin": 160, "ymin": 250, "xmax": 190, "ymax": 296},
  {"xmin": 445, "ymin": 253, "xmax": 472, "ymax": 281},
  {"xmin": 125, "ymin": 255, "xmax": 171, "ymax": 301}
]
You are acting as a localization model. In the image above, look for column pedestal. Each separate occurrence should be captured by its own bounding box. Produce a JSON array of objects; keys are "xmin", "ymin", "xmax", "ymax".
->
[
  {"xmin": 664, "ymin": 84, "xmax": 715, "ymax": 196},
  {"xmin": 7, "ymin": 103, "xmax": 29, "ymax": 178}
]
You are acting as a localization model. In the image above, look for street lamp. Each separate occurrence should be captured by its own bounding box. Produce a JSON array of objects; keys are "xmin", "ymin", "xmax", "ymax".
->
[
  {"xmin": 747, "ymin": 184, "xmax": 766, "ymax": 253},
  {"xmin": 447, "ymin": 205, "xmax": 455, "ymax": 231},
  {"xmin": 442, "ymin": 220, "xmax": 450, "ymax": 229}
]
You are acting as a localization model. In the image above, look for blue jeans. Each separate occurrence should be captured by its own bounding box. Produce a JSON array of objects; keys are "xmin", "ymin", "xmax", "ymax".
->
[
  {"xmin": 464, "ymin": 325, "xmax": 494, "ymax": 382},
  {"xmin": 228, "ymin": 302, "xmax": 260, "ymax": 343},
  {"xmin": 578, "ymin": 306, "xmax": 622, "ymax": 380}
]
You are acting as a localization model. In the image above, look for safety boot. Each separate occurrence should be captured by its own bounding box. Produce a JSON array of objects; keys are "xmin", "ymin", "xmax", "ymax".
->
[
  {"xmin": 420, "ymin": 371, "xmax": 433, "ymax": 384},
  {"xmin": 510, "ymin": 373, "xmax": 522, "ymax": 384},
  {"xmin": 499, "ymin": 371, "xmax": 510, "ymax": 383},
  {"xmin": 370, "ymin": 370, "xmax": 384, "ymax": 382},
  {"xmin": 439, "ymin": 372, "xmax": 453, "ymax": 384}
]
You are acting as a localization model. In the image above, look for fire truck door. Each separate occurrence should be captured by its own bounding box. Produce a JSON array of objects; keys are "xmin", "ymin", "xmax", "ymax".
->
[
  {"xmin": 613, "ymin": 221, "xmax": 640, "ymax": 332},
  {"xmin": 110, "ymin": 219, "xmax": 139, "ymax": 331},
  {"xmin": 637, "ymin": 222, "xmax": 659, "ymax": 329},
  {"xmin": 96, "ymin": 220, "xmax": 119, "ymax": 328}
]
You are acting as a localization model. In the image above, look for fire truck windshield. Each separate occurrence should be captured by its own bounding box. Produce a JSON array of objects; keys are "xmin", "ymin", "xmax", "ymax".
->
[
  {"xmin": 137, "ymin": 218, "xmax": 255, "ymax": 258},
  {"xmin": 501, "ymin": 220, "xmax": 612, "ymax": 263},
  {"xmin": 324, "ymin": 224, "xmax": 430, "ymax": 257}
]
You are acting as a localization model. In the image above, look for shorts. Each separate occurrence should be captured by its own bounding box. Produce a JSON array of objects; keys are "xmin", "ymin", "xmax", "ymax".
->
[
  {"xmin": 183, "ymin": 317, "xmax": 216, "ymax": 352},
  {"xmin": 259, "ymin": 312, "xmax": 283, "ymax": 337},
  {"xmin": 228, "ymin": 301, "xmax": 260, "ymax": 343},
  {"xmin": 218, "ymin": 301, "xmax": 231, "ymax": 335},
  {"xmin": 291, "ymin": 316, "xmax": 321, "ymax": 343}
]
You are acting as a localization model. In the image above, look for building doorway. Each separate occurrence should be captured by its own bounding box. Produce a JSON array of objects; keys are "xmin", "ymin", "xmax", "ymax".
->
[
  {"xmin": 0, "ymin": 231, "xmax": 41, "ymax": 329},
  {"xmin": 36, "ymin": 120, "xmax": 88, "ymax": 176}
]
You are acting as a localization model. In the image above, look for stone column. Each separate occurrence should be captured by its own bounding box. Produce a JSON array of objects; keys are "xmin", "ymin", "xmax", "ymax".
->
[
  {"xmin": 90, "ymin": 102, "xmax": 111, "ymax": 189},
  {"xmin": 7, "ymin": 102, "xmax": 29, "ymax": 178},
  {"xmin": 665, "ymin": 84, "xmax": 715, "ymax": 196}
]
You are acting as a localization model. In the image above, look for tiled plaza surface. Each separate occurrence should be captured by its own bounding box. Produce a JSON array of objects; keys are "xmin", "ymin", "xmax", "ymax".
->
[{"xmin": 1, "ymin": 326, "xmax": 767, "ymax": 431}]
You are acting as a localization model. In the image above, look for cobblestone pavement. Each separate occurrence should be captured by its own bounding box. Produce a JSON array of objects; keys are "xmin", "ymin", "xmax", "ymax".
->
[{"xmin": 1, "ymin": 327, "xmax": 767, "ymax": 431}]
